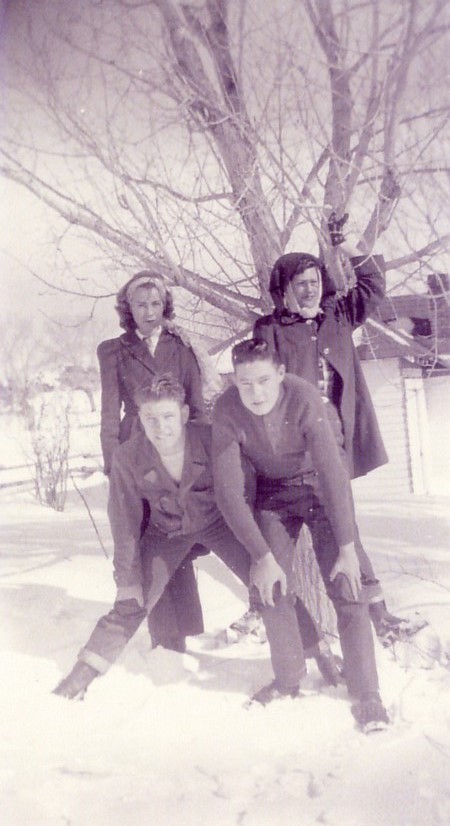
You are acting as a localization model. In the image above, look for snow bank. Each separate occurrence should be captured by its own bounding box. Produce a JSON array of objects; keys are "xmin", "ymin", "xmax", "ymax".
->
[{"xmin": 1, "ymin": 483, "xmax": 449, "ymax": 825}]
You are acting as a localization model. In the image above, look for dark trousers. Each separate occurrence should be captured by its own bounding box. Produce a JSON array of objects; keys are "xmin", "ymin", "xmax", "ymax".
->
[
  {"xmin": 256, "ymin": 482, "xmax": 379, "ymax": 699},
  {"xmin": 147, "ymin": 559, "xmax": 204, "ymax": 645},
  {"xmin": 141, "ymin": 499, "xmax": 204, "ymax": 646},
  {"xmin": 79, "ymin": 517, "xmax": 322, "ymax": 674}
]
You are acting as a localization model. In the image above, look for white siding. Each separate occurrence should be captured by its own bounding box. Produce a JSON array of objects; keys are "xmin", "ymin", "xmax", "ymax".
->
[
  {"xmin": 352, "ymin": 358, "xmax": 412, "ymax": 499},
  {"xmin": 424, "ymin": 375, "xmax": 450, "ymax": 495}
]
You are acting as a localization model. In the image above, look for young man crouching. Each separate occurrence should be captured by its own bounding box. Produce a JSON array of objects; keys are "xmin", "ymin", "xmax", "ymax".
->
[
  {"xmin": 53, "ymin": 376, "xmax": 255, "ymax": 699},
  {"xmin": 211, "ymin": 339, "xmax": 389, "ymax": 733}
]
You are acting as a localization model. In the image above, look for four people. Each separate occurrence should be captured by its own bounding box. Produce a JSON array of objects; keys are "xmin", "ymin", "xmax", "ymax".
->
[{"xmin": 54, "ymin": 234, "xmax": 396, "ymax": 732}]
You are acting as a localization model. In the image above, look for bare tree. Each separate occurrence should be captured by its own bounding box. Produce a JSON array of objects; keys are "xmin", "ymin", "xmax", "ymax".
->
[
  {"xmin": 1, "ymin": 0, "xmax": 448, "ymax": 621},
  {"xmin": 30, "ymin": 382, "xmax": 70, "ymax": 512},
  {"xmin": 1, "ymin": 0, "xmax": 448, "ymax": 334}
]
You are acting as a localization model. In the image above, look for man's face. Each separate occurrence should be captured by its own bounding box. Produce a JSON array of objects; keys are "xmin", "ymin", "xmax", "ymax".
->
[
  {"xmin": 234, "ymin": 358, "xmax": 285, "ymax": 416},
  {"xmin": 130, "ymin": 286, "xmax": 164, "ymax": 337},
  {"xmin": 138, "ymin": 399, "xmax": 188, "ymax": 453},
  {"xmin": 290, "ymin": 266, "xmax": 321, "ymax": 308}
]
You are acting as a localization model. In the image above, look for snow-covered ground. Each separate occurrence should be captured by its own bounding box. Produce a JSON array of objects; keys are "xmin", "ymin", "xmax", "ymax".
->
[{"xmin": 1, "ymin": 419, "xmax": 450, "ymax": 825}]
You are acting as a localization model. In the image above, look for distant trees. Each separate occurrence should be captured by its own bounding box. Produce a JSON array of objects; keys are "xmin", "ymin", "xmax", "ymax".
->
[
  {"xmin": 0, "ymin": 316, "xmax": 103, "ymax": 415},
  {"xmin": 0, "ymin": 320, "xmax": 49, "ymax": 417},
  {"xmin": 0, "ymin": 317, "xmax": 103, "ymax": 511}
]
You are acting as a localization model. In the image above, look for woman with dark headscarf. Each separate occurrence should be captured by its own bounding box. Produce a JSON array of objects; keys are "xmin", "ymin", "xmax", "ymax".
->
[
  {"xmin": 97, "ymin": 271, "xmax": 206, "ymax": 652},
  {"xmin": 253, "ymin": 237, "xmax": 406, "ymax": 643}
]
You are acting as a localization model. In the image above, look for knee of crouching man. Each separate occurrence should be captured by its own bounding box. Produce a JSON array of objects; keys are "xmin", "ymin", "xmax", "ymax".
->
[{"xmin": 328, "ymin": 572, "xmax": 361, "ymax": 604}]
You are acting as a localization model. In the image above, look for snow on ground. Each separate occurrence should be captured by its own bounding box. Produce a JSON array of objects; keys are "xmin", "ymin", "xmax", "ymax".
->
[{"xmin": 0, "ymin": 473, "xmax": 449, "ymax": 826}]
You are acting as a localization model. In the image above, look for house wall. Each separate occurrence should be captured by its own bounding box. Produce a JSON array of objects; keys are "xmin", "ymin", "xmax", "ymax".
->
[
  {"xmin": 423, "ymin": 374, "xmax": 450, "ymax": 496},
  {"xmin": 352, "ymin": 358, "xmax": 412, "ymax": 499}
]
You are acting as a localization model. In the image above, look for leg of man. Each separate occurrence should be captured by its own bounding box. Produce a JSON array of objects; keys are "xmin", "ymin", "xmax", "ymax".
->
[
  {"xmin": 213, "ymin": 519, "xmax": 306, "ymax": 691},
  {"xmin": 54, "ymin": 533, "xmax": 206, "ymax": 698},
  {"xmin": 300, "ymin": 486, "xmax": 379, "ymax": 700},
  {"xmin": 143, "ymin": 493, "xmax": 204, "ymax": 648},
  {"xmin": 309, "ymin": 455, "xmax": 403, "ymax": 638},
  {"xmin": 78, "ymin": 530, "xmax": 195, "ymax": 674},
  {"xmin": 258, "ymin": 484, "xmax": 379, "ymax": 701},
  {"xmin": 79, "ymin": 598, "xmax": 148, "ymax": 674},
  {"xmin": 197, "ymin": 517, "xmax": 308, "ymax": 690}
]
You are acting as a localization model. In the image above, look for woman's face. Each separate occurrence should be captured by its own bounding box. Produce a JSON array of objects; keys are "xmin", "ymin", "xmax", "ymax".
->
[
  {"xmin": 290, "ymin": 267, "xmax": 321, "ymax": 309},
  {"xmin": 130, "ymin": 286, "xmax": 165, "ymax": 336}
]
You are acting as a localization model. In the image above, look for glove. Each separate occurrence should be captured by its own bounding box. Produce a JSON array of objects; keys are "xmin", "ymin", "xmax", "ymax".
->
[
  {"xmin": 328, "ymin": 211, "xmax": 349, "ymax": 247},
  {"xmin": 250, "ymin": 552, "xmax": 287, "ymax": 607}
]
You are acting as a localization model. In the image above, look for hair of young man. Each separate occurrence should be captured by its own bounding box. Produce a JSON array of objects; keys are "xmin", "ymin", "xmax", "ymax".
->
[
  {"xmin": 115, "ymin": 270, "xmax": 175, "ymax": 332},
  {"xmin": 231, "ymin": 338, "xmax": 283, "ymax": 369},
  {"xmin": 134, "ymin": 375, "xmax": 186, "ymax": 409}
]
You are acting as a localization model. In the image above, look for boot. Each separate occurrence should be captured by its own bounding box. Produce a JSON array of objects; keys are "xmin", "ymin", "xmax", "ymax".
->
[
  {"xmin": 229, "ymin": 608, "xmax": 263, "ymax": 636},
  {"xmin": 228, "ymin": 608, "xmax": 266, "ymax": 643},
  {"xmin": 369, "ymin": 600, "xmax": 404, "ymax": 646},
  {"xmin": 246, "ymin": 679, "xmax": 300, "ymax": 707},
  {"xmin": 52, "ymin": 661, "xmax": 99, "ymax": 700},
  {"xmin": 351, "ymin": 691, "xmax": 390, "ymax": 734}
]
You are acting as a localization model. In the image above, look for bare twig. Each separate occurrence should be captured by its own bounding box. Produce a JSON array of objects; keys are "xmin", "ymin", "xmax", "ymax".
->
[{"xmin": 69, "ymin": 471, "xmax": 109, "ymax": 559}]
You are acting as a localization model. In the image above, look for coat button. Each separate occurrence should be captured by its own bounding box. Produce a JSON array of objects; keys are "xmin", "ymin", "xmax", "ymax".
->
[
  {"xmin": 311, "ymin": 335, "xmax": 317, "ymax": 341},
  {"xmin": 324, "ymin": 347, "xmax": 330, "ymax": 354}
]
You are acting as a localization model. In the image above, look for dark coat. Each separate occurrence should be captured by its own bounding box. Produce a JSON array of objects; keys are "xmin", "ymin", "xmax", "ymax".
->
[
  {"xmin": 254, "ymin": 255, "xmax": 388, "ymax": 479},
  {"xmin": 97, "ymin": 329, "xmax": 205, "ymax": 474}
]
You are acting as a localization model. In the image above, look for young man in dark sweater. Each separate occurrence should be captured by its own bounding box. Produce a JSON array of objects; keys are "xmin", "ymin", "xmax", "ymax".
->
[{"xmin": 212, "ymin": 339, "xmax": 389, "ymax": 732}]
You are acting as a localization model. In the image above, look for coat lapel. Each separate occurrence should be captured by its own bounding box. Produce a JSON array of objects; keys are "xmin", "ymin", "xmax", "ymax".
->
[
  {"xmin": 124, "ymin": 331, "xmax": 157, "ymax": 365},
  {"xmin": 120, "ymin": 332, "xmax": 160, "ymax": 386}
]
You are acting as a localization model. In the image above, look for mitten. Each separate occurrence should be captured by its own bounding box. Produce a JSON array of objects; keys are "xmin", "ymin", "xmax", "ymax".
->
[{"xmin": 328, "ymin": 211, "xmax": 349, "ymax": 247}]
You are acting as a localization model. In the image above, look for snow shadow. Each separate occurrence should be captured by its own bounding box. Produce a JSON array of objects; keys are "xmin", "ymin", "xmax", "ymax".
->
[{"xmin": 0, "ymin": 580, "xmax": 271, "ymax": 697}]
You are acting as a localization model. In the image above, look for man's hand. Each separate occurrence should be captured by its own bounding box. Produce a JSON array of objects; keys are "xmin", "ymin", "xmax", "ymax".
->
[
  {"xmin": 330, "ymin": 542, "xmax": 361, "ymax": 600},
  {"xmin": 250, "ymin": 552, "xmax": 287, "ymax": 607}
]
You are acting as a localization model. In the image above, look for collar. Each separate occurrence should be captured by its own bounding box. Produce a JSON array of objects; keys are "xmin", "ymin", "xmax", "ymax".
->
[
  {"xmin": 278, "ymin": 308, "xmax": 324, "ymax": 325},
  {"xmin": 135, "ymin": 325, "xmax": 162, "ymax": 342}
]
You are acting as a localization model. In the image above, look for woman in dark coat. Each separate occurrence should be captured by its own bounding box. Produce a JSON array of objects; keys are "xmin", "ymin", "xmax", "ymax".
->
[
  {"xmin": 253, "ymin": 246, "xmax": 404, "ymax": 640},
  {"xmin": 97, "ymin": 270, "xmax": 205, "ymax": 651}
]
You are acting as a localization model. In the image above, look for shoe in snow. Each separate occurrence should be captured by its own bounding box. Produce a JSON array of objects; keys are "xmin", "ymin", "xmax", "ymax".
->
[
  {"xmin": 245, "ymin": 680, "xmax": 300, "ymax": 708},
  {"xmin": 390, "ymin": 622, "xmax": 441, "ymax": 669},
  {"xmin": 370, "ymin": 601, "xmax": 428, "ymax": 648},
  {"xmin": 370, "ymin": 600, "xmax": 405, "ymax": 646},
  {"xmin": 351, "ymin": 692, "xmax": 390, "ymax": 734},
  {"xmin": 309, "ymin": 639, "xmax": 344, "ymax": 687},
  {"xmin": 228, "ymin": 608, "xmax": 266, "ymax": 643},
  {"xmin": 52, "ymin": 661, "xmax": 99, "ymax": 700}
]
